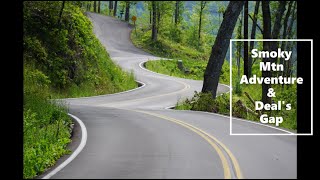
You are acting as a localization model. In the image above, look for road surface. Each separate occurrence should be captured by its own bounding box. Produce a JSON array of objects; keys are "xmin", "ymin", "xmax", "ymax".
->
[{"xmin": 45, "ymin": 13, "xmax": 297, "ymax": 179}]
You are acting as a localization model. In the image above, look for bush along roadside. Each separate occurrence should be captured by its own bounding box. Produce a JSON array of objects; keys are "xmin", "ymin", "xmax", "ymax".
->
[
  {"xmin": 23, "ymin": 2, "xmax": 137, "ymax": 178},
  {"xmin": 23, "ymin": 65, "xmax": 72, "ymax": 179},
  {"xmin": 175, "ymin": 86, "xmax": 297, "ymax": 130},
  {"xmin": 175, "ymin": 92, "xmax": 255, "ymax": 120}
]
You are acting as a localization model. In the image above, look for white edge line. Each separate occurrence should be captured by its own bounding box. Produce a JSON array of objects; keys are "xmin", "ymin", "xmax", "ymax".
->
[
  {"xmin": 53, "ymin": 80, "xmax": 146, "ymax": 100},
  {"xmin": 42, "ymin": 113, "xmax": 88, "ymax": 179},
  {"xmin": 139, "ymin": 59, "xmax": 179, "ymax": 78},
  {"xmin": 139, "ymin": 59, "xmax": 231, "ymax": 91}
]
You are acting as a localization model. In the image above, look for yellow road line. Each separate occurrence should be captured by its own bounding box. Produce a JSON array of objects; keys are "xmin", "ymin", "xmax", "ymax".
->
[
  {"xmin": 128, "ymin": 109, "xmax": 244, "ymax": 179},
  {"xmin": 185, "ymin": 123, "xmax": 244, "ymax": 179},
  {"xmin": 99, "ymin": 78, "xmax": 190, "ymax": 107}
]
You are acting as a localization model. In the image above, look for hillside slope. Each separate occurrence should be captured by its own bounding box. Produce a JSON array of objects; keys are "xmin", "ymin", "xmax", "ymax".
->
[{"xmin": 23, "ymin": 2, "xmax": 137, "ymax": 178}]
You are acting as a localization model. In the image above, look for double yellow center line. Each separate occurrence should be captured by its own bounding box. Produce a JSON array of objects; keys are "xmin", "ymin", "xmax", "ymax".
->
[{"xmin": 128, "ymin": 109, "xmax": 243, "ymax": 179}]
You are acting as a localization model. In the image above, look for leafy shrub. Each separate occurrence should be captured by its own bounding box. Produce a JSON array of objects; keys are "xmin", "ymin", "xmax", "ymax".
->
[
  {"xmin": 23, "ymin": 2, "xmax": 138, "ymax": 178},
  {"xmin": 176, "ymin": 91, "xmax": 230, "ymax": 115},
  {"xmin": 145, "ymin": 59, "xmax": 230, "ymax": 85},
  {"xmin": 24, "ymin": 1, "xmax": 137, "ymax": 97},
  {"xmin": 23, "ymin": 67, "xmax": 72, "ymax": 179}
]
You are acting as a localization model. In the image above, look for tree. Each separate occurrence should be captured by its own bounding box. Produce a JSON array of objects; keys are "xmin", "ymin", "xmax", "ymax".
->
[
  {"xmin": 149, "ymin": 3, "xmax": 152, "ymax": 24},
  {"xmin": 109, "ymin": 1, "xmax": 114, "ymax": 15},
  {"xmin": 157, "ymin": 2, "xmax": 160, "ymax": 29},
  {"xmin": 261, "ymin": 1, "xmax": 287, "ymax": 104},
  {"xmin": 271, "ymin": 1, "xmax": 286, "ymax": 39},
  {"xmin": 261, "ymin": 1, "xmax": 272, "ymax": 104},
  {"xmin": 283, "ymin": 1, "xmax": 296, "ymax": 78},
  {"xmin": 57, "ymin": 1, "xmax": 65, "ymax": 29},
  {"xmin": 248, "ymin": 1, "xmax": 260, "ymax": 75},
  {"xmin": 270, "ymin": 1, "xmax": 286, "ymax": 66},
  {"xmin": 243, "ymin": 1, "xmax": 249, "ymax": 77},
  {"xmin": 198, "ymin": 1, "xmax": 207, "ymax": 47},
  {"xmin": 278, "ymin": 1, "xmax": 293, "ymax": 73},
  {"xmin": 125, "ymin": 1, "xmax": 130, "ymax": 21},
  {"xmin": 114, "ymin": 1, "xmax": 118, "ymax": 17},
  {"xmin": 202, "ymin": 1, "xmax": 245, "ymax": 98},
  {"xmin": 151, "ymin": 1, "xmax": 157, "ymax": 41},
  {"xmin": 86, "ymin": 1, "xmax": 90, "ymax": 11},
  {"xmin": 94, "ymin": 1, "xmax": 96, "ymax": 12},
  {"xmin": 236, "ymin": 15, "xmax": 242, "ymax": 80},
  {"xmin": 88, "ymin": 1, "xmax": 92, "ymax": 11},
  {"xmin": 98, "ymin": 1, "xmax": 100, "ymax": 13},
  {"xmin": 175, "ymin": 1, "xmax": 180, "ymax": 25}
]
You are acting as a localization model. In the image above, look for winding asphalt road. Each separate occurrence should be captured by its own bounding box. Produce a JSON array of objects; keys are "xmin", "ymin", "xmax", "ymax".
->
[{"xmin": 46, "ymin": 13, "xmax": 296, "ymax": 179}]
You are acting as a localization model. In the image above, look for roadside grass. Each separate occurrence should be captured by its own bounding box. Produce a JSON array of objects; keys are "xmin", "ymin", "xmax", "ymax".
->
[
  {"xmin": 145, "ymin": 59, "xmax": 230, "ymax": 85},
  {"xmin": 24, "ymin": 66, "xmax": 72, "ymax": 179}
]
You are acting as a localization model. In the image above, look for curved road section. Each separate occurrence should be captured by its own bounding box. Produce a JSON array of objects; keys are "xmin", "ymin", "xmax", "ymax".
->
[{"xmin": 49, "ymin": 13, "xmax": 296, "ymax": 179}]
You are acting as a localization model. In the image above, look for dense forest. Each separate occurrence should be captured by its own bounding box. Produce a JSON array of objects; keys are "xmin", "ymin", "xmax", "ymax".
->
[{"xmin": 23, "ymin": 1, "xmax": 298, "ymax": 178}]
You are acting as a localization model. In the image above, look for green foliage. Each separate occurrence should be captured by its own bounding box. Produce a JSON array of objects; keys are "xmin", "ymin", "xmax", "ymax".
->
[
  {"xmin": 234, "ymin": 77, "xmax": 242, "ymax": 95},
  {"xmin": 145, "ymin": 59, "xmax": 230, "ymax": 85},
  {"xmin": 132, "ymin": 1, "xmax": 215, "ymax": 55},
  {"xmin": 176, "ymin": 81, "xmax": 297, "ymax": 130},
  {"xmin": 24, "ymin": 1, "xmax": 137, "ymax": 98},
  {"xmin": 24, "ymin": 66, "xmax": 72, "ymax": 179},
  {"xmin": 23, "ymin": 2, "xmax": 138, "ymax": 178},
  {"xmin": 176, "ymin": 92, "xmax": 230, "ymax": 115},
  {"xmin": 132, "ymin": 28, "xmax": 209, "ymax": 61}
]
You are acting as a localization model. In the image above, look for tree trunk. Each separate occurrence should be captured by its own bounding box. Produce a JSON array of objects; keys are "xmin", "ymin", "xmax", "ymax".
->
[
  {"xmin": 198, "ymin": 1, "xmax": 206, "ymax": 47},
  {"xmin": 243, "ymin": 1, "xmax": 249, "ymax": 76},
  {"xmin": 202, "ymin": 1, "xmax": 245, "ymax": 98},
  {"xmin": 58, "ymin": 1, "xmax": 65, "ymax": 27},
  {"xmin": 151, "ymin": 1, "xmax": 157, "ymax": 41},
  {"xmin": 98, "ymin": 1, "xmax": 100, "ymax": 13},
  {"xmin": 149, "ymin": 5, "xmax": 152, "ymax": 24},
  {"xmin": 278, "ymin": 1, "xmax": 293, "ymax": 76},
  {"xmin": 114, "ymin": 1, "xmax": 118, "ymax": 17},
  {"xmin": 249, "ymin": 1, "xmax": 260, "ymax": 74},
  {"xmin": 261, "ymin": 1, "xmax": 272, "ymax": 104},
  {"xmin": 94, "ymin": 1, "xmax": 96, "ymax": 12},
  {"xmin": 271, "ymin": 1, "xmax": 286, "ymax": 39},
  {"xmin": 125, "ymin": 1, "xmax": 130, "ymax": 22},
  {"xmin": 270, "ymin": 1, "xmax": 286, "ymax": 64},
  {"xmin": 283, "ymin": 1, "xmax": 296, "ymax": 78},
  {"xmin": 175, "ymin": 1, "xmax": 179, "ymax": 25},
  {"xmin": 110, "ymin": 1, "xmax": 113, "ymax": 15},
  {"xmin": 237, "ymin": 16, "xmax": 242, "ymax": 79},
  {"xmin": 157, "ymin": 2, "xmax": 160, "ymax": 32}
]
